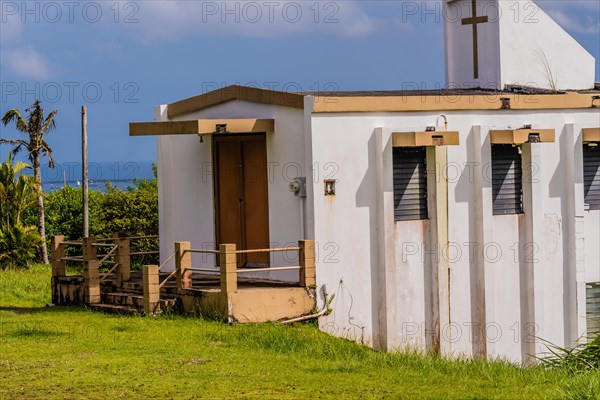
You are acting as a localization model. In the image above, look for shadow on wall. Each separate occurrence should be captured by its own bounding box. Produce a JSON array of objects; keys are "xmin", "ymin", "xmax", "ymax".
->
[
  {"xmin": 454, "ymin": 126, "xmax": 488, "ymax": 357},
  {"xmin": 548, "ymin": 125, "xmax": 577, "ymax": 346},
  {"xmin": 355, "ymin": 129, "xmax": 380, "ymax": 348}
]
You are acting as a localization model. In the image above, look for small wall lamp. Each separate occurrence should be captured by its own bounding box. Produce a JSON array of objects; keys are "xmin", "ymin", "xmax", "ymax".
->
[
  {"xmin": 215, "ymin": 124, "xmax": 228, "ymax": 134},
  {"xmin": 324, "ymin": 179, "xmax": 336, "ymax": 196}
]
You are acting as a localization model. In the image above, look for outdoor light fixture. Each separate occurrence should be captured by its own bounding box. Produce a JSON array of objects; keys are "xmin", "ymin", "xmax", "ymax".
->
[
  {"xmin": 501, "ymin": 97, "xmax": 511, "ymax": 109},
  {"xmin": 215, "ymin": 124, "xmax": 228, "ymax": 134},
  {"xmin": 512, "ymin": 144, "xmax": 523, "ymax": 155},
  {"xmin": 432, "ymin": 135, "xmax": 444, "ymax": 146},
  {"xmin": 436, "ymin": 115, "xmax": 448, "ymax": 131},
  {"xmin": 527, "ymin": 133, "xmax": 541, "ymax": 143},
  {"xmin": 324, "ymin": 179, "xmax": 336, "ymax": 196}
]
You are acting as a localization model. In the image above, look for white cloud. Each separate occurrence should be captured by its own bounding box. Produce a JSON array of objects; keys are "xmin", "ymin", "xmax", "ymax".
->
[
  {"xmin": 0, "ymin": 10, "xmax": 56, "ymax": 80},
  {"xmin": 0, "ymin": 10, "xmax": 24, "ymax": 43},
  {"xmin": 536, "ymin": 0, "xmax": 600, "ymax": 34},
  {"xmin": 119, "ymin": 0, "xmax": 379, "ymax": 44},
  {"xmin": 1, "ymin": 48, "xmax": 54, "ymax": 80},
  {"xmin": 546, "ymin": 9, "xmax": 600, "ymax": 35}
]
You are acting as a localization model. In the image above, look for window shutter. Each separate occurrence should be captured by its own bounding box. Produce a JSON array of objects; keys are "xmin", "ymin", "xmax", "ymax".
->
[
  {"xmin": 583, "ymin": 144, "xmax": 600, "ymax": 211},
  {"xmin": 393, "ymin": 147, "xmax": 428, "ymax": 221},
  {"xmin": 492, "ymin": 144, "xmax": 523, "ymax": 215},
  {"xmin": 587, "ymin": 282, "xmax": 600, "ymax": 337}
]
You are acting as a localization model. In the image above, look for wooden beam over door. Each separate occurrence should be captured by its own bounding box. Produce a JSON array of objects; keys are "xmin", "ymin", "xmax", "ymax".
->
[
  {"xmin": 490, "ymin": 129, "xmax": 555, "ymax": 144},
  {"xmin": 129, "ymin": 119, "xmax": 275, "ymax": 136},
  {"xmin": 582, "ymin": 128, "xmax": 600, "ymax": 142},
  {"xmin": 392, "ymin": 131, "xmax": 459, "ymax": 147}
]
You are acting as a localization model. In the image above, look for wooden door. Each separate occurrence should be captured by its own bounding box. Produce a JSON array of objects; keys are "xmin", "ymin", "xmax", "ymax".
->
[{"xmin": 214, "ymin": 134, "xmax": 270, "ymax": 267}]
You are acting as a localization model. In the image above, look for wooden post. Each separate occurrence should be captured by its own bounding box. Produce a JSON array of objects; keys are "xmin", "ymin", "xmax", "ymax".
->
[
  {"xmin": 219, "ymin": 244, "xmax": 237, "ymax": 294},
  {"xmin": 299, "ymin": 240, "xmax": 316, "ymax": 287},
  {"xmin": 113, "ymin": 233, "xmax": 131, "ymax": 287},
  {"xmin": 83, "ymin": 237, "xmax": 100, "ymax": 304},
  {"xmin": 175, "ymin": 242, "xmax": 192, "ymax": 291},
  {"xmin": 81, "ymin": 105, "xmax": 89, "ymax": 238},
  {"xmin": 51, "ymin": 235, "xmax": 66, "ymax": 277},
  {"xmin": 143, "ymin": 265, "xmax": 160, "ymax": 315}
]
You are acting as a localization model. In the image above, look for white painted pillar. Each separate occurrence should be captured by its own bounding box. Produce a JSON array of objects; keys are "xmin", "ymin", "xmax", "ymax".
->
[
  {"xmin": 426, "ymin": 146, "xmax": 451, "ymax": 355},
  {"xmin": 471, "ymin": 126, "xmax": 491, "ymax": 358},
  {"xmin": 521, "ymin": 143, "xmax": 545, "ymax": 360},
  {"xmin": 303, "ymin": 96, "xmax": 316, "ymax": 241},
  {"xmin": 155, "ymin": 105, "xmax": 176, "ymax": 270},
  {"xmin": 567, "ymin": 124, "xmax": 588, "ymax": 341},
  {"xmin": 562, "ymin": 124, "xmax": 582, "ymax": 346},
  {"xmin": 374, "ymin": 127, "xmax": 397, "ymax": 351}
]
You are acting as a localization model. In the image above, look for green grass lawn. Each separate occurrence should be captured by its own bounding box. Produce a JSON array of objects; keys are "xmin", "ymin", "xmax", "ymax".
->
[{"xmin": 1, "ymin": 266, "xmax": 598, "ymax": 399}]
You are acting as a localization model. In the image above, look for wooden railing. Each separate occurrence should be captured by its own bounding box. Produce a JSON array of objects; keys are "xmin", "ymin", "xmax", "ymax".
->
[
  {"xmin": 51, "ymin": 234, "xmax": 158, "ymax": 305},
  {"xmin": 141, "ymin": 240, "xmax": 316, "ymax": 315},
  {"xmin": 52, "ymin": 235, "xmax": 315, "ymax": 316}
]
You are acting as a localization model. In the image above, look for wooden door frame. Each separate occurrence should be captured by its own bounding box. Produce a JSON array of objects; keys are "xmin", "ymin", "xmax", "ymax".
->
[{"xmin": 212, "ymin": 133, "xmax": 270, "ymax": 262}]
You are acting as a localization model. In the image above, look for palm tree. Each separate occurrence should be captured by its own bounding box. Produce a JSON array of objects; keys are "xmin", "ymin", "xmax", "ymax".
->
[
  {"xmin": 0, "ymin": 153, "xmax": 41, "ymax": 270},
  {"xmin": 1, "ymin": 100, "xmax": 58, "ymax": 264},
  {"xmin": 0, "ymin": 152, "xmax": 37, "ymax": 227}
]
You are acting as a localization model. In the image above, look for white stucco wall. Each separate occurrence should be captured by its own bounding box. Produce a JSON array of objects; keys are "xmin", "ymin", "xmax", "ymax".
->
[
  {"xmin": 157, "ymin": 100, "xmax": 306, "ymax": 279},
  {"xmin": 393, "ymin": 221, "xmax": 430, "ymax": 349},
  {"xmin": 498, "ymin": 1, "xmax": 595, "ymax": 90},
  {"xmin": 310, "ymin": 109, "xmax": 600, "ymax": 360}
]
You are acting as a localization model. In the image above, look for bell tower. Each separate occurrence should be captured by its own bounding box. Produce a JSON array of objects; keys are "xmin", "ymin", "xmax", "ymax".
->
[{"xmin": 444, "ymin": 0, "xmax": 595, "ymax": 90}]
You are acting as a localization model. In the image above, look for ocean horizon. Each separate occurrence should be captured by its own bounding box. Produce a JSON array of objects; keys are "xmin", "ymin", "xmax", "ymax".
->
[{"xmin": 30, "ymin": 161, "xmax": 156, "ymax": 192}]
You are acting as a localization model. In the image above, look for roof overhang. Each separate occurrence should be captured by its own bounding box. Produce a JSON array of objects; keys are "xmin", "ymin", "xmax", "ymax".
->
[
  {"xmin": 167, "ymin": 85, "xmax": 304, "ymax": 118},
  {"xmin": 311, "ymin": 92, "xmax": 599, "ymax": 113},
  {"xmin": 490, "ymin": 129, "xmax": 555, "ymax": 144},
  {"xmin": 392, "ymin": 131, "xmax": 460, "ymax": 147},
  {"xmin": 162, "ymin": 85, "xmax": 598, "ymax": 116},
  {"xmin": 582, "ymin": 128, "xmax": 600, "ymax": 142},
  {"xmin": 129, "ymin": 119, "xmax": 275, "ymax": 136}
]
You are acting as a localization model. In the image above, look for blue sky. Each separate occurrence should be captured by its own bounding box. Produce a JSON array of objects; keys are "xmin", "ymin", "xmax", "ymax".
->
[{"xmin": 1, "ymin": 0, "xmax": 599, "ymax": 167}]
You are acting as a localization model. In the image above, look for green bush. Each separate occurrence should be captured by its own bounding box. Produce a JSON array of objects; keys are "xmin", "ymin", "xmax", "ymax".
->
[
  {"xmin": 0, "ymin": 224, "xmax": 41, "ymax": 270},
  {"xmin": 97, "ymin": 178, "xmax": 159, "ymax": 267},
  {"xmin": 38, "ymin": 186, "xmax": 103, "ymax": 240},
  {"xmin": 32, "ymin": 166, "xmax": 159, "ymax": 268},
  {"xmin": 0, "ymin": 154, "xmax": 41, "ymax": 269}
]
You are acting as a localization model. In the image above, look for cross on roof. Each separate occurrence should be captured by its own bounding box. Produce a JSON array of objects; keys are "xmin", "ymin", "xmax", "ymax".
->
[{"xmin": 461, "ymin": 0, "xmax": 489, "ymax": 79}]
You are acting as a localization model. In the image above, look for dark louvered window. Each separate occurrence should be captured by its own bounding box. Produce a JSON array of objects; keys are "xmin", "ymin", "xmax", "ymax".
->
[
  {"xmin": 492, "ymin": 144, "xmax": 523, "ymax": 215},
  {"xmin": 583, "ymin": 144, "xmax": 600, "ymax": 211},
  {"xmin": 587, "ymin": 282, "xmax": 600, "ymax": 337},
  {"xmin": 393, "ymin": 147, "xmax": 428, "ymax": 221}
]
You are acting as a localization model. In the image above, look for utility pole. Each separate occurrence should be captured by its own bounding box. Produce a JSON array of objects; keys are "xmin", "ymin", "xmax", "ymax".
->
[{"xmin": 82, "ymin": 105, "xmax": 89, "ymax": 238}]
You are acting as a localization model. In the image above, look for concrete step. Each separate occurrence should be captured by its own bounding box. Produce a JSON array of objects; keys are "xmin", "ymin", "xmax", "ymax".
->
[
  {"xmin": 88, "ymin": 303, "xmax": 140, "ymax": 315},
  {"xmin": 103, "ymin": 282, "xmax": 176, "ymax": 296},
  {"xmin": 120, "ymin": 282, "xmax": 143, "ymax": 292},
  {"xmin": 104, "ymin": 292, "xmax": 144, "ymax": 308},
  {"xmin": 103, "ymin": 292, "xmax": 177, "ymax": 311},
  {"xmin": 119, "ymin": 276, "xmax": 175, "ymax": 292}
]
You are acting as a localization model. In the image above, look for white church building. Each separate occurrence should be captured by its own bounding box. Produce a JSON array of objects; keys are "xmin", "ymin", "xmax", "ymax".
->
[{"xmin": 130, "ymin": 0, "xmax": 600, "ymax": 363}]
